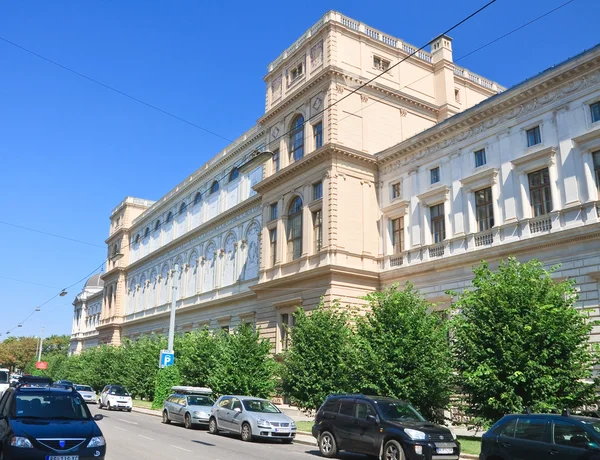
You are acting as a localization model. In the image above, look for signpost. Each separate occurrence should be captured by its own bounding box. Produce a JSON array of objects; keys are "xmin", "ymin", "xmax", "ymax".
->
[
  {"xmin": 159, "ymin": 350, "xmax": 174, "ymax": 368},
  {"xmin": 35, "ymin": 361, "xmax": 48, "ymax": 370}
]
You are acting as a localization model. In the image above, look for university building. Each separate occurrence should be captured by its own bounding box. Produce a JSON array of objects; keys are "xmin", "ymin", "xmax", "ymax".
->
[{"xmin": 70, "ymin": 11, "xmax": 600, "ymax": 355}]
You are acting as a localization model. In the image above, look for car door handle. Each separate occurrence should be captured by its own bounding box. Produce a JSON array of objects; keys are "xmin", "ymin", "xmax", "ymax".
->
[
  {"xmin": 500, "ymin": 442, "xmax": 511, "ymax": 448},
  {"xmin": 548, "ymin": 449, "xmax": 559, "ymax": 456}
]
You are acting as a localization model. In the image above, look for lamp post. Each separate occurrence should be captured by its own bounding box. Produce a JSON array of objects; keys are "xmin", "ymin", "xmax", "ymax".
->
[
  {"xmin": 167, "ymin": 264, "xmax": 179, "ymax": 353},
  {"xmin": 37, "ymin": 327, "xmax": 45, "ymax": 362}
]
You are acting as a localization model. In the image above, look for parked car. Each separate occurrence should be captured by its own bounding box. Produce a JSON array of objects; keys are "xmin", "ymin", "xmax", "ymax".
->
[
  {"xmin": 209, "ymin": 395, "xmax": 296, "ymax": 443},
  {"xmin": 312, "ymin": 394, "xmax": 459, "ymax": 460},
  {"xmin": 75, "ymin": 384, "xmax": 98, "ymax": 404},
  {"xmin": 98, "ymin": 384, "xmax": 132, "ymax": 411},
  {"xmin": 0, "ymin": 376, "xmax": 106, "ymax": 459},
  {"xmin": 480, "ymin": 411, "xmax": 600, "ymax": 460},
  {"xmin": 162, "ymin": 386, "xmax": 214, "ymax": 429},
  {"xmin": 0, "ymin": 368, "xmax": 9, "ymax": 396}
]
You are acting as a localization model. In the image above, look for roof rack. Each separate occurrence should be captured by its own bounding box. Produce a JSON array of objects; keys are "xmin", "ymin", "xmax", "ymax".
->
[
  {"xmin": 171, "ymin": 386, "xmax": 213, "ymax": 395},
  {"xmin": 562, "ymin": 408, "xmax": 571, "ymax": 417},
  {"xmin": 16, "ymin": 376, "xmax": 53, "ymax": 389}
]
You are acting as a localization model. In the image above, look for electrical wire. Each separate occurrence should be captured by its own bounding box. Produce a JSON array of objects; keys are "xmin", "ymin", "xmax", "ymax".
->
[{"xmin": 0, "ymin": 220, "xmax": 105, "ymax": 249}]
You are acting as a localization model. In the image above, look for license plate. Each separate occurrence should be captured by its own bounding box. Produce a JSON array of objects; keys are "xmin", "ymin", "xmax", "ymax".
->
[
  {"xmin": 46, "ymin": 456, "xmax": 79, "ymax": 460},
  {"xmin": 436, "ymin": 448, "xmax": 454, "ymax": 454},
  {"xmin": 274, "ymin": 428, "xmax": 289, "ymax": 433}
]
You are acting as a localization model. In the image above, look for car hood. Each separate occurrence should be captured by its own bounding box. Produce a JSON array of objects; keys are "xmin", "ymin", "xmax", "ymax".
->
[
  {"xmin": 187, "ymin": 404, "xmax": 214, "ymax": 412},
  {"xmin": 386, "ymin": 420, "xmax": 453, "ymax": 439},
  {"xmin": 11, "ymin": 418, "xmax": 101, "ymax": 439},
  {"xmin": 78, "ymin": 391, "xmax": 96, "ymax": 398},
  {"xmin": 107, "ymin": 394, "xmax": 131, "ymax": 399},
  {"xmin": 247, "ymin": 412, "xmax": 294, "ymax": 423}
]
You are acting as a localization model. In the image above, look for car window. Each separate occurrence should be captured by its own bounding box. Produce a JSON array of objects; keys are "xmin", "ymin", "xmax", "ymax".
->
[
  {"xmin": 231, "ymin": 398, "xmax": 243, "ymax": 411},
  {"xmin": 321, "ymin": 399, "xmax": 340, "ymax": 414},
  {"xmin": 218, "ymin": 397, "xmax": 232, "ymax": 409},
  {"xmin": 355, "ymin": 402, "xmax": 375, "ymax": 419},
  {"xmin": 514, "ymin": 417, "xmax": 547, "ymax": 442},
  {"xmin": 339, "ymin": 400, "xmax": 355, "ymax": 417},
  {"xmin": 377, "ymin": 401, "xmax": 426, "ymax": 422},
  {"xmin": 497, "ymin": 419, "xmax": 517, "ymax": 437},
  {"xmin": 553, "ymin": 420, "xmax": 592, "ymax": 448},
  {"xmin": 109, "ymin": 386, "xmax": 129, "ymax": 396},
  {"xmin": 75, "ymin": 385, "xmax": 93, "ymax": 392},
  {"xmin": 14, "ymin": 394, "xmax": 91, "ymax": 420},
  {"xmin": 242, "ymin": 399, "xmax": 281, "ymax": 413},
  {"xmin": 187, "ymin": 396, "xmax": 214, "ymax": 406}
]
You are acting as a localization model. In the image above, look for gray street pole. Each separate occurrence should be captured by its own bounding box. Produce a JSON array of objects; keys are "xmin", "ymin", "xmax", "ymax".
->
[
  {"xmin": 37, "ymin": 327, "xmax": 45, "ymax": 362},
  {"xmin": 167, "ymin": 264, "xmax": 178, "ymax": 353}
]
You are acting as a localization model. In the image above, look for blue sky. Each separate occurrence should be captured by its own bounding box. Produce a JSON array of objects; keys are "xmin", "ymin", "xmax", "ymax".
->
[{"xmin": 0, "ymin": 0, "xmax": 597, "ymax": 338}]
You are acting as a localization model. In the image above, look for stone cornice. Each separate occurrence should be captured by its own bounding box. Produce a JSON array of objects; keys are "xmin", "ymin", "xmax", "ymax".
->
[
  {"xmin": 460, "ymin": 167, "xmax": 499, "ymax": 192},
  {"xmin": 511, "ymin": 146, "xmax": 556, "ymax": 172},
  {"xmin": 417, "ymin": 185, "xmax": 450, "ymax": 206}
]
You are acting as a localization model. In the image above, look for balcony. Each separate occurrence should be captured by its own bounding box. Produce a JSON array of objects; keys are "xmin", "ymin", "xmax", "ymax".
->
[
  {"xmin": 529, "ymin": 215, "xmax": 552, "ymax": 234},
  {"xmin": 474, "ymin": 230, "xmax": 494, "ymax": 247},
  {"xmin": 429, "ymin": 243, "xmax": 445, "ymax": 258}
]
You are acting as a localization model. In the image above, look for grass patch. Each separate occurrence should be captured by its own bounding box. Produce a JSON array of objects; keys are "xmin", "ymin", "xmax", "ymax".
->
[
  {"xmin": 295, "ymin": 421, "xmax": 314, "ymax": 433},
  {"xmin": 458, "ymin": 437, "xmax": 481, "ymax": 456},
  {"xmin": 133, "ymin": 399, "xmax": 154, "ymax": 409}
]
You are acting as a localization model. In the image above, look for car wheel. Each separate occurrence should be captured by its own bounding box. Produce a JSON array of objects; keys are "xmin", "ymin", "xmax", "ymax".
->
[
  {"xmin": 384, "ymin": 440, "xmax": 405, "ymax": 460},
  {"xmin": 107, "ymin": 402, "xmax": 112, "ymax": 411},
  {"xmin": 208, "ymin": 417, "xmax": 219, "ymax": 434},
  {"xmin": 184, "ymin": 413, "xmax": 193, "ymax": 429},
  {"xmin": 127, "ymin": 408, "xmax": 132, "ymax": 412},
  {"xmin": 162, "ymin": 410, "xmax": 171, "ymax": 424},
  {"xmin": 98, "ymin": 401, "xmax": 103, "ymax": 409},
  {"xmin": 241, "ymin": 422, "xmax": 253, "ymax": 442},
  {"xmin": 319, "ymin": 431, "xmax": 338, "ymax": 458}
]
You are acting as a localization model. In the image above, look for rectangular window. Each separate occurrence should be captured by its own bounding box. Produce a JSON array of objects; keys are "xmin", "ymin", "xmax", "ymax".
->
[
  {"xmin": 594, "ymin": 151, "xmax": 600, "ymax": 193},
  {"xmin": 514, "ymin": 418, "xmax": 547, "ymax": 442},
  {"xmin": 290, "ymin": 62, "xmax": 304, "ymax": 82},
  {"xmin": 430, "ymin": 203, "xmax": 446, "ymax": 243},
  {"xmin": 373, "ymin": 56, "xmax": 390, "ymax": 71},
  {"xmin": 454, "ymin": 88, "xmax": 460, "ymax": 103},
  {"xmin": 528, "ymin": 168, "xmax": 552, "ymax": 217},
  {"xmin": 392, "ymin": 217, "xmax": 404, "ymax": 253},
  {"xmin": 313, "ymin": 181, "xmax": 323, "ymax": 200},
  {"xmin": 391, "ymin": 182, "xmax": 401, "ymax": 199},
  {"xmin": 287, "ymin": 212, "xmax": 303, "ymax": 260},
  {"xmin": 272, "ymin": 149, "xmax": 280, "ymax": 173},
  {"xmin": 430, "ymin": 167, "xmax": 440, "ymax": 184},
  {"xmin": 279, "ymin": 313, "xmax": 295, "ymax": 351},
  {"xmin": 475, "ymin": 187, "xmax": 494, "ymax": 231},
  {"xmin": 526, "ymin": 126, "xmax": 541, "ymax": 147},
  {"xmin": 270, "ymin": 203, "xmax": 278, "ymax": 221},
  {"xmin": 474, "ymin": 149, "xmax": 486, "ymax": 168},
  {"xmin": 591, "ymin": 102, "xmax": 600, "ymax": 123},
  {"xmin": 313, "ymin": 210, "xmax": 323, "ymax": 252},
  {"xmin": 313, "ymin": 122, "xmax": 323, "ymax": 149},
  {"xmin": 270, "ymin": 229, "xmax": 277, "ymax": 266}
]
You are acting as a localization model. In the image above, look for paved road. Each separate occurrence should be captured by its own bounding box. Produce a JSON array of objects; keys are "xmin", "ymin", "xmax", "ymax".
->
[{"xmin": 90, "ymin": 406, "xmax": 366, "ymax": 460}]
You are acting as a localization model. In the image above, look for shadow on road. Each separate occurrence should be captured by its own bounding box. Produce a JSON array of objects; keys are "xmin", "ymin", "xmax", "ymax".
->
[
  {"xmin": 302, "ymin": 449, "xmax": 370, "ymax": 459},
  {"xmin": 191, "ymin": 440, "xmax": 216, "ymax": 447}
]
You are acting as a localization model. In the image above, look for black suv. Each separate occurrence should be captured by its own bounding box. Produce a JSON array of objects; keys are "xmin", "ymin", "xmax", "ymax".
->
[
  {"xmin": 480, "ymin": 412, "xmax": 600, "ymax": 460},
  {"xmin": 312, "ymin": 394, "xmax": 459, "ymax": 460},
  {"xmin": 0, "ymin": 376, "xmax": 106, "ymax": 459}
]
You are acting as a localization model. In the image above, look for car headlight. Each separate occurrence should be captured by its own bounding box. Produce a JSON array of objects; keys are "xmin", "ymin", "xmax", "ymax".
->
[
  {"xmin": 404, "ymin": 428, "xmax": 427, "ymax": 440},
  {"xmin": 193, "ymin": 411, "xmax": 208, "ymax": 418},
  {"xmin": 87, "ymin": 436, "xmax": 106, "ymax": 448},
  {"xmin": 11, "ymin": 436, "xmax": 33, "ymax": 448},
  {"xmin": 290, "ymin": 421, "xmax": 296, "ymax": 429},
  {"xmin": 256, "ymin": 419, "xmax": 272, "ymax": 428}
]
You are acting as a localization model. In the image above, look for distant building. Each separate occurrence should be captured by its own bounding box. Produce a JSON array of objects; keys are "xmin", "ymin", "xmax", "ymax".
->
[
  {"xmin": 70, "ymin": 11, "xmax": 600, "ymax": 354},
  {"xmin": 70, "ymin": 274, "xmax": 104, "ymax": 355}
]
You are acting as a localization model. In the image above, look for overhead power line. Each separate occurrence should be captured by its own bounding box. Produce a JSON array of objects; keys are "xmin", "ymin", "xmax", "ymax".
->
[{"xmin": 0, "ymin": 220, "xmax": 105, "ymax": 249}]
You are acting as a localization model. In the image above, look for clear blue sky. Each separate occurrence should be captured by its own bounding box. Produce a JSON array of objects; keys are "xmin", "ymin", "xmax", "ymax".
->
[{"xmin": 0, "ymin": 0, "xmax": 597, "ymax": 338}]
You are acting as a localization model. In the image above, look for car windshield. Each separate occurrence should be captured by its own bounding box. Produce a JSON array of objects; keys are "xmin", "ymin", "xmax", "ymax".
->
[
  {"xmin": 582, "ymin": 420, "xmax": 600, "ymax": 434},
  {"xmin": 75, "ymin": 385, "xmax": 93, "ymax": 392},
  {"xmin": 0, "ymin": 371, "xmax": 8, "ymax": 384},
  {"xmin": 110, "ymin": 386, "xmax": 129, "ymax": 396},
  {"xmin": 377, "ymin": 401, "xmax": 426, "ymax": 422},
  {"xmin": 187, "ymin": 396, "xmax": 214, "ymax": 406},
  {"xmin": 242, "ymin": 400, "xmax": 281, "ymax": 413},
  {"xmin": 14, "ymin": 394, "xmax": 92, "ymax": 420}
]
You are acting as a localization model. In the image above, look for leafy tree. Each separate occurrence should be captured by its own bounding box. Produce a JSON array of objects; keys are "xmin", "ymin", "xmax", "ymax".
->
[
  {"xmin": 356, "ymin": 285, "xmax": 453, "ymax": 422},
  {"xmin": 152, "ymin": 365, "xmax": 182, "ymax": 410},
  {"xmin": 0, "ymin": 336, "xmax": 38, "ymax": 371},
  {"xmin": 451, "ymin": 258, "xmax": 599, "ymax": 426},
  {"xmin": 178, "ymin": 328, "xmax": 221, "ymax": 388}
]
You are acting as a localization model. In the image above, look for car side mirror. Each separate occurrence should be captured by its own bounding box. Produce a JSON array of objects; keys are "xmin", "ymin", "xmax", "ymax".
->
[
  {"xmin": 93, "ymin": 414, "xmax": 104, "ymax": 421},
  {"xmin": 366, "ymin": 415, "xmax": 379, "ymax": 424},
  {"xmin": 234, "ymin": 407, "xmax": 242, "ymax": 413}
]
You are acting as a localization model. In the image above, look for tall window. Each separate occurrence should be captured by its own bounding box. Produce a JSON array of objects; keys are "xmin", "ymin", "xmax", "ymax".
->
[
  {"xmin": 474, "ymin": 149, "xmax": 486, "ymax": 168},
  {"xmin": 166, "ymin": 211, "xmax": 173, "ymax": 223},
  {"xmin": 270, "ymin": 203, "xmax": 278, "ymax": 221},
  {"xmin": 287, "ymin": 197, "xmax": 303, "ymax": 260},
  {"xmin": 475, "ymin": 187, "xmax": 494, "ymax": 231},
  {"xmin": 313, "ymin": 181, "xmax": 323, "ymax": 200},
  {"xmin": 391, "ymin": 182, "xmax": 401, "ymax": 199},
  {"xmin": 144, "ymin": 227, "xmax": 150, "ymax": 238},
  {"xmin": 229, "ymin": 168, "xmax": 239, "ymax": 182},
  {"xmin": 194, "ymin": 192, "xmax": 202, "ymax": 205},
  {"xmin": 373, "ymin": 56, "xmax": 390, "ymax": 71},
  {"xmin": 526, "ymin": 126, "xmax": 541, "ymax": 147},
  {"xmin": 313, "ymin": 210, "xmax": 323, "ymax": 252},
  {"xmin": 280, "ymin": 312, "xmax": 295, "ymax": 351},
  {"xmin": 210, "ymin": 181, "xmax": 219, "ymax": 194},
  {"xmin": 272, "ymin": 149, "xmax": 280, "ymax": 173},
  {"xmin": 594, "ymin": 151, "xmax": 600, "ymax": 193},
  {"xmin": 154, "ymin": 220, "xmax": 161, "ymax": 231},
  {"xmin": 591, "ymin": 102, "xmax": 600, "ymax": 123},
  {"xmin": 528, "ymin": 168, "xmax": 552, "ymax": 216},
  {"xmin": 313, "ymin": 122, "xmax": 323, "ymax": 149},
  {"xmin": 430, "ymin": 204, "xmax": 446, "ymax": 244},
  {"xmin": 270, "ymin": 229, "xmax": 277, "ymax": 266},
  {"xmin": 134, "ymin": 234, "xmax": 140, "ymax": 244},
  {"xmin": 392, "ymin": 217, "xmax": 404, "ymax": 253},
  {"xmin": 430, "ymin": 167, "xmax": 440, "ymax": 184},
  {"xmin": 290, "ymin": 115, "xmax": 304, "ymax": 162},
  {"xmin": 179, "ymin": 202, "xmax": 187, "ymax": 215}
]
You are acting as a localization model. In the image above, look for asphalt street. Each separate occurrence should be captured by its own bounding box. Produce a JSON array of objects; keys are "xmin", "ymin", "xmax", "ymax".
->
[{"xmin": 90, "ymin": 406, "xmax": 366, "ymax": 460}]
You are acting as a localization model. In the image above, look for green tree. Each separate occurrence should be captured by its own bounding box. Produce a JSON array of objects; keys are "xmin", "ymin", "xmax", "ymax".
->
[
  {"xmin": 178, "ymin": 328, "xmax": 221, "ymax": 388},
  {"xmin": 152, "ymin": 365, "xmax": 182, "ymax": 410},
  {"xmin": 452, "ymin": 258, "xmax": 599, "ymax": 426},
  {"xmin": 356, "ymin": 284, "xmax": 453, "ymax": 422}
]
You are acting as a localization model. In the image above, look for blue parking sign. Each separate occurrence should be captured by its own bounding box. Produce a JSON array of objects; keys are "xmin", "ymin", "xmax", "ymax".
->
[{"xmin": 159, "ymin": 350, "xmax": 175, "ymax": 368}]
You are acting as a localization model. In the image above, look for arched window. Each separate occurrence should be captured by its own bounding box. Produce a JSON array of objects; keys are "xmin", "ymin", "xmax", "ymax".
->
[
  {"xmin": 179, "ymin": 202, "xmax": 187, "ymax": 215},
  {"xmin": 287, "ymin": 197, "xmax": 303, "ymax": 260},
  {"xmin": 194, "ymin": 192, "xmax": 202, "ymax": 205},
  {"xmin": 210, "ymin": 181, "xmax": 219, "ymax": 195},
  {"xmin": 229, "ymin": 168, "xmax": 239, "ymax": 182},
  {"xmin": 144, "ymin": 227, "xmax": 150, "ymax": 238},
  {"xmin": 166, "ymin": 211, "xmax": 173, "ymax": 223},
  {"xmin": 289, "ymin": 115, "xmax": 304, "ymax": 162},
  {"xmin": 134, "ymin": 234, "xmax": 140, "ymax": 244},
  {"xmin": 154, "ymin": 220, "xmax": 161, "ymax": 231}
]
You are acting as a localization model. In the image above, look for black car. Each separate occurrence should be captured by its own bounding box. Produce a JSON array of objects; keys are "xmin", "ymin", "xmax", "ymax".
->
[
  {"xmin": 0, "ymin": 376, "xmax": 106, "ymax": 460},
  {"xmin": 312, "ymin": 394, "xmax": 459, "ymax": 460},
  {"xmin": 480, "ymin": 412, "xmax": 600, "ymax": 460}
]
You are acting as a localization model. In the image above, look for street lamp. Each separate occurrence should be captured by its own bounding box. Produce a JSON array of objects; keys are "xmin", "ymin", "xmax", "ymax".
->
[
  {"xmin": 238, "ymin": 149, "xmax": 274, "ymax": 173},
  {"xmin": 59, "ymin": 289, "xmax": 68, "ymax": 297}
]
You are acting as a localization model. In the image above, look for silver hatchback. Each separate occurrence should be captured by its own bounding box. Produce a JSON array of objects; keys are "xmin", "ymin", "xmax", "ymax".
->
[
  {"xmin": 209, "ymin": 395, "xmax": 296, "ymax": 443},
  {"xmin": 163, "ymin": 391, "xmax": 215, "ymax": 429}
]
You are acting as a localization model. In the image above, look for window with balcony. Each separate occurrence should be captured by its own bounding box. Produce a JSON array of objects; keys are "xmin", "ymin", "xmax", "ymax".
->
[
  {"xmin": 313, "ymin": 181, "xmax": 323, "ymax": 200},
  {"xmin": 373, "ymin": 56, "xmax": 390, "ymax": 71},
  {"xmin": 528, "ymin": 168, "xmax": 552, "ymax": 217},
  {"xmin": 593, "ymin": 150, "xmax": 600, "ymax": 193},
  {"xmin": 392, "ymin": 217, "xmax": 404, "ymax": 253},
  {"xmin": 287, "ymin": 197, "xmax": 303, "ymax": 260},
  {"xmin": 289, "ymin": 62, "xmax": 304, "ymax": 83},
  {"xmin": 272, "ymin": 149, "xmax": 280, "ymax": 173},
  {"xmin": 391, "ymin": 182, "xmax": 401, "ymax": 199},
  {"xmin": 313, "ymin": 210, "xmax": 323, "ymax": 252},
  {"xmin": 270, "ymin": 228, "xmax": 277, "ymax": 266},
  {"xmin": 475, "ymin": 187, "xmax": 494, "ymax": 231},
  {"xmin": 474, "ymin": 149, "xmax": 486, "ymax": 168},
  {"xmin": 270, "ymin": 203, "xmax": 278, "ymax": 221},
  {"xmin": 526, "ymin": 126, "xmax": 541, "ymax": 147},
  {"xmin": 431, "ymin": 167, "xmax": 441, "ymax": 184},
  {"xmin": 313, "ymin": 122, "xmax": 323, "ymax": 149},
  {"xmin": 430, "ymin": 203, "xmax": 446, "ymax": 244},
  {"xmin": 591, "ymin": 102, "xmax": 600, "ymax": 123},
  {"xmin": 289, "ymin": 115, "xmax": 304, "ymax": 162}
]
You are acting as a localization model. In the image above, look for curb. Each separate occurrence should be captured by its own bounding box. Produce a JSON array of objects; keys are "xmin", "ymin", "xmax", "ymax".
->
[
  {"xmin": 460, "ymin": 455, "xmax": 479, "ymax": 460},
  {"xmin": 132, "ymin": 406, "xmax": 161, "ymax": 417},
  {"xmin": 293, "ymin": 437, "xmax": 317, "ymax": 447}
]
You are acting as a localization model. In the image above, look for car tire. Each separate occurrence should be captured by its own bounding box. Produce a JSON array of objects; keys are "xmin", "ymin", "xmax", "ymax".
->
[
  {"xmin": 162, "ymin": 410, "xmax": 171, "ymax": 424},
  {"xmin": 127, "ymin": 408, "xmax": 132, "ymax": 412},
  {"xmin": 383, "ymin": 440, "xmax": 406, "ymax": 460},
  {"xmin": 208, "ymin": 417, "xmax": 219, "ymax": 434},
  {"xmin": 107, "ymin": 402, "xmax": 112, "ymax": 411},
  {"xmin": 241, "ymin": 422, "xmax": 253, "ymax": 442},
  {"xmin": 185, "ymin": 413, "xmax": 193, "ymax": 429},
  {"xmin": 319, "ymin": 431, "xmax": 338, "ymax": 458}
]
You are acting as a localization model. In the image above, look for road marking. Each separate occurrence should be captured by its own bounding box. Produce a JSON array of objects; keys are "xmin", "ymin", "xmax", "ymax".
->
[
  {"xmin": 118, "ymin": 418, "xmax": 139, "ymax": 425},
  {"xmin": 115, "ymin": 426, "xmax": 127, "ymax": 432},
  {"xmin": 170, "ymin": 445, "xmax": 193, "ymax": 453},
  {"xmin": 138, "ymin": 434, "xmax": 154, "ymax": 441}
]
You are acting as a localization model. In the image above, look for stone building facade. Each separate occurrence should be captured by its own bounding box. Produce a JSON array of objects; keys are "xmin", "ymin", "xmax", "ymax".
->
[{"xmin": 70, "ymin": 11, "xmax": 600, "ymax": 353}]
